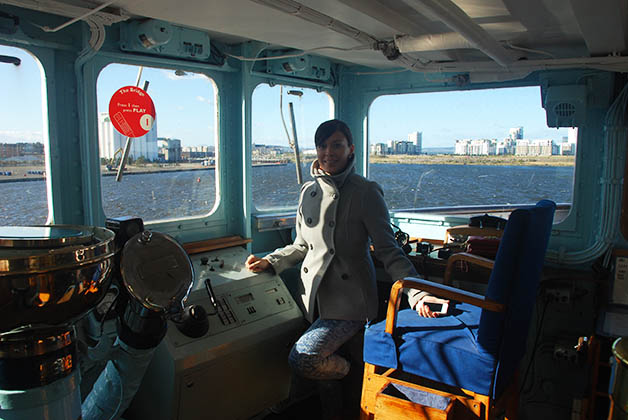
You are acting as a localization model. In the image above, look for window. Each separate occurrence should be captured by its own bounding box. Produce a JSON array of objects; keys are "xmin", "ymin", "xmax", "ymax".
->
[
  {"xmin": 0, "ymin": 45, "xmax": 48, "ymax": 225},
  {"xmin": 251, "ymin": 84, "xmax": 334, "ymax": 210},
  {"xmin": 368, "ymin": 87, "xmax": 575, "ymax": 213},
  {"xmin": 97, "ymin": 64, "xmax": 218, "ymax": 222}
]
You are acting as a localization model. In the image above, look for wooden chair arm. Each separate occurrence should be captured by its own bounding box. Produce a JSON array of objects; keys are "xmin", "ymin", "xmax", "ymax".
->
[
  {"xmin": 384, "ymin": 278, "xmax": 505, "ymax": 335},
  {"xmin": 444, "ymin": 252, "xmax": 495, "ymax": 286}
]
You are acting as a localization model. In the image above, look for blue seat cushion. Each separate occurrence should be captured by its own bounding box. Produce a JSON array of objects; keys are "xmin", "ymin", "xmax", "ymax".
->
[{"xmin": 364, "ymin": 304, "xmax": 497, "ymax": 396}]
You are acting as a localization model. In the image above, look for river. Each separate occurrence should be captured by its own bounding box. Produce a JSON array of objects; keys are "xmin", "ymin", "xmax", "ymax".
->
[{"xmin": 0, "ymin": 163, "xmax": 574, "ymax": 225}]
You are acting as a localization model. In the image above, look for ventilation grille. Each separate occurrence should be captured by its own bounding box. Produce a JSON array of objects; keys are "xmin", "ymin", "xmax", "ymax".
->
[
  {"xmin": 554, "ymin": 102, "xmax": 576, "ymax": 118},
  {"xmin": 543, "ymin": 85, "xmax": 587, "ymax": 127}
]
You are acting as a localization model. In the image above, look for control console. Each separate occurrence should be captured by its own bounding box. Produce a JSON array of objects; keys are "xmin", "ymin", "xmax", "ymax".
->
[{"xmin": 127, "ymin": 246, "xmax": 304, "ymax": 420}]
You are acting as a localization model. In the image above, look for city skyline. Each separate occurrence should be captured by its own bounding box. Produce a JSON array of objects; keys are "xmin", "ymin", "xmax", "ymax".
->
[{"xmin": 1, "ymin": 44, "xmax": 571, "ymax": 150}]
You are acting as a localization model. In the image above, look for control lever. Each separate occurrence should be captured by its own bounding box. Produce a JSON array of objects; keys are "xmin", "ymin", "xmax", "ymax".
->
[
  {"xmin": 204, "ymin": 278, "xmax": 219, "ymax": 315},
  {"xmin": 175, "ymin": 304, "xmax": 209, "ymax": 338}
]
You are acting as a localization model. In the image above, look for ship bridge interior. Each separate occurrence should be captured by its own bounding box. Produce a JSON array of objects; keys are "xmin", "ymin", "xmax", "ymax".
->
[
  {"xmin": 1, "ymin": 0, "xmax": 628, "ymax": 420},
  {"xmin": 0, "ymin": 0, "xmax": 626, "ymax": 251}
]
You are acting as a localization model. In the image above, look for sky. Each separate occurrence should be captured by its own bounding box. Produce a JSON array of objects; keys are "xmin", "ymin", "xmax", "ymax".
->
[{"xmin": 1, "ymin": 44, "xmax": 569, "ymax": 149}]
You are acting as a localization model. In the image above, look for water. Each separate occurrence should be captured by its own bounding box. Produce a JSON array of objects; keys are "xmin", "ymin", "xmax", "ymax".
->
[{"xmin": 0, "ymin": 163, "xmax": 574, "ymax": 225}]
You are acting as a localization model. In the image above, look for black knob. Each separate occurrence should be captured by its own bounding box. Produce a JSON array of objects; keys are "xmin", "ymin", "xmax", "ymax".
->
[
  {"xmin": 176, "ymin": 305, "xmax": 209, "ymax": 338},
  {"xmin": 200, "ymin": 257, "xmax": 209, "ymax": 265}
]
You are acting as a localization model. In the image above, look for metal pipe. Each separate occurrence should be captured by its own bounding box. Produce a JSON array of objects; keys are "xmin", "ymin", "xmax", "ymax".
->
[
  {"xmin": 248, "ymin": 0, "xmax": 426, "ymax": 73},
  {"xmin": 400, "ymin": 0, "xmax": 519, "ymax": 67},
  {"xmin": 395, "ymin": 33, "xmax": 475, "ymax": 53},
  {"xmin": 404, "ymin": 55, "xmax": 628, "ymax": 74},
  {"xmin": 288, "ymin": 102, "xmax": 303, "ymax": 185},
  {"xmin": 116, "ymin": 75, "xmax": 147, "ymax": 182},
  {"xmin": 41, "ymin": 0, "xmax": 118, "ymax": 32},
  {"xmin": 250, "ymin": 0, "xmax": 377, "ymax": 47}
]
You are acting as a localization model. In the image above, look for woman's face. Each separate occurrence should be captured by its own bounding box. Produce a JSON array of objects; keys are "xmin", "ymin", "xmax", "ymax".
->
[{"xmin": 316, "ymin": 130, "xmax": 355, "ymax": 175}]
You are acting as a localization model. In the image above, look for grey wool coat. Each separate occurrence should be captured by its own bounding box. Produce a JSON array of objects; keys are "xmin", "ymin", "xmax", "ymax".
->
[{"xmin": 264, "ymin": 158, "xmax": 422, "ymax": 323}]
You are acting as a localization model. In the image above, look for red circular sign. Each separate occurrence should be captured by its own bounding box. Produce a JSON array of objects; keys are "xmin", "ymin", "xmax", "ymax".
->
[{"xmin": 108, "ymin": 86, "xmax": 156, "ymax": 138}]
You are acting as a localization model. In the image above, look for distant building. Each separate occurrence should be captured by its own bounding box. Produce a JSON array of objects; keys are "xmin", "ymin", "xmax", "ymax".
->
[
  {"xmin": 182, "ymin": 145, "xmax": 214, "ymax": 160},
  {"xmin": 408, "ymin": 131, "xmax": 422, "ymax": 154},
  {"xmin": 559, "ymin": 142, "xmax": 576, "ymax": 155},
  {"xmin": 370, "ymin": 137, "xmax": 423, "ymax": 156},
  {"xmin": 496, "ymin": 139, "xmax": 516, "ymax": 155},
  {"xmin": 515, "ymin": 139, "xmax": 555, "ymax": 156},
  {"xmin": 252, "ymin": 143, "xmax": 290, "ymax": 159},
  {"xmin": 395, "ymin": 141, "xmax": 409, "ymax": 154},
  {"xmin": 0, "ymin": 142, "xmax": 44, "ymax": 158},
  {"xmin": 370, "ymin": 143, "xmax": 388, "ymax": 156},
  {"xmin": 98, "ymin": 112, "xmax": 158, "ymax": 161},
  {"xmin": 158, "ymin": 138, "xmax": 182, "ymax": 162},
  {"xmin": 388, "ymin": 140, "xmax": 419, "ymax": 155},
  {"xmin": 454, "ymin": 139, "xmax": 495, "ymax": 155},
  {"xmin": 454, "ymin": 139, "xmax": 470, "ymax": 155},
  {"xmin": 509, "ymin": 127, "xmax": 524, "ymax": 140},
  {"xmin": 470, "ymin": 139, "xmax": 495, "ymax": 155},
  {"xmin": 452, "ymin": 124, "xmax": 566, "ymax": 157},
  {"xmin": 515, "ymin": 140, "xmax": 529, "ymax": 156}
]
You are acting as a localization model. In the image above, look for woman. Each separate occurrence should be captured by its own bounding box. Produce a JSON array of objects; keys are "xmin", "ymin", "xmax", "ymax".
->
[{"xmin": 246, "ymin": 119, "xmax": 439, "ymax": 418}]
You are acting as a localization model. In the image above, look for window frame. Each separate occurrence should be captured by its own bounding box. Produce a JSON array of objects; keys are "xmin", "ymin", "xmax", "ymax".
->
[
  {"xmin": 0, "ymin": 43, "xmax": 52, "ymax": 225},
  {"xmin": 249, "ymin": 80, "xmax": 335, "ymax": 213},
  {"xmin": 88, "ymin": 54, "xmax": 226, "ymax": 238},
  {"xmin": 364, "ymin": 84, "xmax": 580, "ymax": 230}
]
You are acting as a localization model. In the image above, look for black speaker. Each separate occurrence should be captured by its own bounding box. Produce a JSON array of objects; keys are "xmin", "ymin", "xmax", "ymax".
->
[{"xmin": 105, "ymin": 216, "xmax": 144, "ymax": 250}]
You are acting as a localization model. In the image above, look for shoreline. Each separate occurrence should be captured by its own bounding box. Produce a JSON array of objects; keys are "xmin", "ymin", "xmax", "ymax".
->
[
  {"xmin": 0, "ymin": 155, "xmax": 574, "ymax": 183},
  {"xmin": 368, "ymin": 154, "xmax": 574, "ymax": 167},
  {"xmin": 0, "ymin": 162, "xmax": 288, "ymax": 183},
  {"xmin": 280, "ymin": 153, "xmax": 575, "ymax": 167}
]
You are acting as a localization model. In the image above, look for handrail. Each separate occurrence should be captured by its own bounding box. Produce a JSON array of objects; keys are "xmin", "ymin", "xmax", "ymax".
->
[
  {"xmin": 254, "ymin": 203, "xmax": 571, "ymax": 231},
  {"xmin": 392, "ymin": 202, "xmax": 571, "ymax": 215}
]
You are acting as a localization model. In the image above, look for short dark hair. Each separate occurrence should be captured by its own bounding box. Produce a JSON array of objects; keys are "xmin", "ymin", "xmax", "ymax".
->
[{"xmin": 314, "ymin": 119, "xmax": 354, "ymax": 147}]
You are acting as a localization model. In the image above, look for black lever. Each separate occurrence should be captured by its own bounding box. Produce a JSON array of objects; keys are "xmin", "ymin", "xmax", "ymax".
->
[{"xmin": 204, "ymin": 278, "xmax": 219, "ymax": 314}]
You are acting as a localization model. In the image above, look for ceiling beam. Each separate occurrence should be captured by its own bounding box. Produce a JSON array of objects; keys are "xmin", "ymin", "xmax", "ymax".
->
[
  {"xmin": 250, "ymin": 0, "xmax": 378, "ymax": 47},
  {"xmin": 569, "ymin": 0, "xmax": 628, "ymax": 55},
  {"xmin": 400, "ymin": 0, "xmax": 520, "ymax": 67},
  {"xmin": 336, "ymin": 0, "xmax": 429, "ymax": 36}
]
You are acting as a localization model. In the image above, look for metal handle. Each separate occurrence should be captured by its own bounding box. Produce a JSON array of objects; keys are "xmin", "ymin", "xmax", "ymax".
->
[
  {"xmin": 204, "ymin": 278, "xmax": 218, "ymax": 314},
  {"xmin": 288, "ymin": 102, "xmax": 303, "ymax": 185}
]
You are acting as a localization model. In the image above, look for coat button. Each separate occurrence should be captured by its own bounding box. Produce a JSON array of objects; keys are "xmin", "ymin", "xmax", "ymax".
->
[
  {"xmin": 329, "ymin": 249, "xmax": 335, "ymax": 255},
  {"xmin": 307, "ymin": 217, "xmax": 312, "ymax": 224},
  {"xmin": 303, "ymin": 267, "xmax": 308, "ymax": 273},
  {"xmin": 309, "ymin": 244, "xmax": 313, "ymax": 250},
  {"xmin": 310, "ymin": 191, "xmax": 317, "ymax": 197},
  {"xmin": 328, "ymin": 221, "xmax": 335, "ymax": 227},
  {"xmin": 341, "ymin": 273, "xmax": 349, "ymax": 280}
]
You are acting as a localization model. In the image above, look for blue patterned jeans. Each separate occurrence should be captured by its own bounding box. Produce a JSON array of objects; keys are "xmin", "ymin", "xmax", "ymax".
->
[{"xmin": 289, "ymin": 318, "xmax": 364, "ymax": 380}]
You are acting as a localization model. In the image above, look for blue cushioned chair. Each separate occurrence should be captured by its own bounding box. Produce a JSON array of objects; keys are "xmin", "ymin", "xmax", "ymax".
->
[{"xmin": 360, "ymin": 200, "xmax": 556, "ymax": 420}]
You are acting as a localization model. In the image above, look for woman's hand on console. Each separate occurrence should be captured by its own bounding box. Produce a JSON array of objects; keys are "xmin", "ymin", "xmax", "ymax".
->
[{"xmin": 245, "ymin": 255, "xmax": 271, "ymax": 273}]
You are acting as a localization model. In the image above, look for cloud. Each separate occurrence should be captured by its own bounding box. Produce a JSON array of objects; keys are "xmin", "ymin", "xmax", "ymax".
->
[
  {"xmin": 0, "ymin": 130, "xmax": 43, "ymax": 143},
  {"xmin": 196, "ymin": 96, "xmax": 207, "ymax": 102}
]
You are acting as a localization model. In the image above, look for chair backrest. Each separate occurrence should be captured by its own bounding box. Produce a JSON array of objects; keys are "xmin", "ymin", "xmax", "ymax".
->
[{"xmin": 477, "ymin": 199, "xmax": 556, "ymax": 398}]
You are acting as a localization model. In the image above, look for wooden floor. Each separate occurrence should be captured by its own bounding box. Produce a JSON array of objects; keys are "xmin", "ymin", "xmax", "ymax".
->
[
  {"xmin": 251, "ymin": 362, "xmax": 364, "ymax": 420},
  {"xmin": 252, "ymin": 393, "xmax": 362, "ymax": 420}
]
